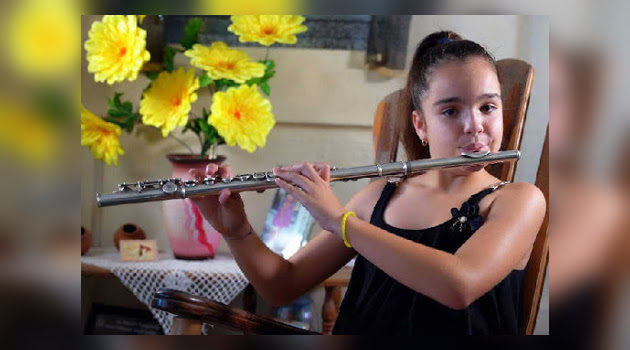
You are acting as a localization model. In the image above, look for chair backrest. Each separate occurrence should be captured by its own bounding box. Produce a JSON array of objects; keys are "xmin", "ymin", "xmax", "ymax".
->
[
  {"xmin": 522, "ymin": 126, "xmax": 549, "ymax": 335},
  {"xmin": 372, "ymin": 58, "xmax": 546, "ymax": 335}
]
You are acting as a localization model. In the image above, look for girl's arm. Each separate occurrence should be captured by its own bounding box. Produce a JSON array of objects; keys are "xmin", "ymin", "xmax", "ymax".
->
[
  {"xmin": 273, "ymin": 178, "xmax": 387, "ymax": 305},
  {"xmin": 343, "ymin": 182, "xmax": 545, "ymax": 309},
  {"xmin": 222, "ymin": 225, "xmax": 354, "ymax": 307},
  {"xmin": 211, "ymin": 168, "xmax": 385, "ymax": 307},
  {"xmin": 274, "ymin": 163, "xmax": 546, "ymax": 309}
]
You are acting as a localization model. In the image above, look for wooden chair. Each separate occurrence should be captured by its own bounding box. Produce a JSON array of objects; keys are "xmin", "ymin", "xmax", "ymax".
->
[{"xmin": 152, "ymin": 58, "xmax": 546, "ymax": 335}]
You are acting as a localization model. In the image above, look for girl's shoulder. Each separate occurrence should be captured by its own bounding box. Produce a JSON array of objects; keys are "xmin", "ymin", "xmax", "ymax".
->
[
  {"xmin": 487, "ymin": 181, "xmax": 547, "ymax": 216},
  {"xmin": 494, "ymin": 181, "xmax": 544, "ymax": 199}
]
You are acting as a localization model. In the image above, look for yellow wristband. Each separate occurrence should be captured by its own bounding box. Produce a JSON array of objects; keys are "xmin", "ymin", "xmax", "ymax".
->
[{"xmin": 341, "ymin": 211, "xmax": 357, "ymax": 248}]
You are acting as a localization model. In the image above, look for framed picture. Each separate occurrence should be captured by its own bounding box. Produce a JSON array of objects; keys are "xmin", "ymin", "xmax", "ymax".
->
[{"xmin": 260, "ymin": 188, "xmax": 315, "ymax": 259}]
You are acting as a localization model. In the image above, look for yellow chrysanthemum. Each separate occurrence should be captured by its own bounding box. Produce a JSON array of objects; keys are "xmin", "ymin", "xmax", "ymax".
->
[
  {"xmin": 185, "ymin": 42, "xmax": 265, "ymax": 84},
  {"xmin": 210, "ymin": 85, "xmax": 275, "ymax": 153},
  {"xmin": 140, "ymin": 67, "xmax": 199, "ymax": 137},
  {"xmin": 4, "ymin": 0, "xmax": 78, "ymax": 80},
  {"xmin": 84, "ymin": 15, "xmax": 150, "ymax": 85},
  {"xmin": 81, "ymin": 105, "xmax": 125, "ymax": 166},
  {"xmin": 228, "ymin": 15, "xmax": 308, "ymax": 46}
]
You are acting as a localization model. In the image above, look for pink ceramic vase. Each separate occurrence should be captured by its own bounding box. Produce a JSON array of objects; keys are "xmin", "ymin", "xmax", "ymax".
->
[{"xmin": 163, "ymin": 154, "xmax": 225, "ymax": 260}]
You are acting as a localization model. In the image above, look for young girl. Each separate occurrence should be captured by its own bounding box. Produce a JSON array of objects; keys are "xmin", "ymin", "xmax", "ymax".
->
[{"xmin": 190, "ymin": 31, "xmax": 546, "ymax": 335}]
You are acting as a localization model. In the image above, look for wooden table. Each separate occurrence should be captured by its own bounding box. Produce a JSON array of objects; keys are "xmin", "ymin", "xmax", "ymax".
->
[{"xmin": 82, "ymin": 263, "xmax": 352, "ymax": 334}]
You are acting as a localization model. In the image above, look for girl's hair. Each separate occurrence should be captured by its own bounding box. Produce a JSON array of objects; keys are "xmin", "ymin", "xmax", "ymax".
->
[{"xmin": 400, "ymin": 31, "xmax": 499, "ymax": 161}]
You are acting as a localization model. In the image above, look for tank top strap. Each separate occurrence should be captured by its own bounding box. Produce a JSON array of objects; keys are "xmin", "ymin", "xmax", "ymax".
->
[
  {"xmin": 370, "ymin": 181, "xmax": 398, "ymax": 223},
  {"xmin": 466, "ymin": 181, "xmax": 512, "ymax": 206},
  {"xmin": 448, "ymin": 181, "xmax": 512, "ymax": 234}
]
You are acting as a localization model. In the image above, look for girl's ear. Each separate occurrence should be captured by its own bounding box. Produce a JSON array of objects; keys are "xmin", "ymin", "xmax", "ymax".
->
[{"xmin": 412, "ymin": 110, "xmax": 427, "ymax": 141}]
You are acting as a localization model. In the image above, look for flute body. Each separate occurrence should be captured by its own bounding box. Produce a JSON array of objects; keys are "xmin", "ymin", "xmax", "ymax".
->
[{"xmin": 96, "ymin": 150, "xmax": 520, "ymax": 208}]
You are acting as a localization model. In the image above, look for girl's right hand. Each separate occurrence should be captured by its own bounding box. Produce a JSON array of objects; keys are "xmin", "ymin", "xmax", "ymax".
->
[{"xmin": 189, "ymin": 163, "xmax": 252, "ymax": 240}]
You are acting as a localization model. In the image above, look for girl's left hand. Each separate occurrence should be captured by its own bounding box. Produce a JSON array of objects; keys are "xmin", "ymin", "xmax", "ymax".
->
[{"xmin": 273, "ymin": 162, "xmax": 347, "ymax": 235}]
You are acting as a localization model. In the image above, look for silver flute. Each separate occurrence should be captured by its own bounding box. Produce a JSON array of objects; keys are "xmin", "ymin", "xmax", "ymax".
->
[{"xmin": 96, "ymin": 150, "xmax": 520, "ymax": 208}]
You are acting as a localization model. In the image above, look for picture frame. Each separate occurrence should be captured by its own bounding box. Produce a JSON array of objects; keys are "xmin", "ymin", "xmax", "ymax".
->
[{"xmin": 260, "ymin": 188, "xmax": 315, "ymax": 259}]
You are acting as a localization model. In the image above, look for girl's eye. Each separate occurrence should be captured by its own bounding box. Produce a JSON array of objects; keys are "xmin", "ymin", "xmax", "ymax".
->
[
  {"xmin": 442, "ymin": 108, "xmax": 457, "ymax": 117},
  {"xmin": 480, "ymin": 104, "xmax": 497, "ymax": 113}
]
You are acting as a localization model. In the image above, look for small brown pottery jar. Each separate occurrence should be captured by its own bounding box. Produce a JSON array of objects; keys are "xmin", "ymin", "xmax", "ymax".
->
[{"xmin": 114, "ymin": 223, "xmax": 147, "ymax": 251}]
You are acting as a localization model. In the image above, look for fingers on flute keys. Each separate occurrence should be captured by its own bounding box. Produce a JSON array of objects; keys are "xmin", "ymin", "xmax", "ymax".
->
[
  {"xmin": 188, "ymin": 169, "xmax": 203, "ymax": 182},
  {"xmin": 280, "ymin": 162, "xmax": 327, "ymax": 183},
  {"xmin": 273, "ymin": 166, "xmax": 312, "ymax": 193},
  {"xmin": 274, "ymin": 176, "xmax": 306, "ymax": 202},
  {"xmin": 311, "ymin": 162, "xmax": 331, "ymax": 182},
  {"xmin": 205, "ymin": 163, "xmax": 232, "ymax": 179}
]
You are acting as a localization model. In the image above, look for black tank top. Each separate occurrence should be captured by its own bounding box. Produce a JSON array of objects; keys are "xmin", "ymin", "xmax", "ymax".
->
[{"xmin": 332, "ymin": 180, "xmax": 525, "ymax": 335}]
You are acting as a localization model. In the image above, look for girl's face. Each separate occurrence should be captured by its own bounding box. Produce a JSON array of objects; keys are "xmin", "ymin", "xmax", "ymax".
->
[{"xmin": 413, "ymin": 56, "xmax": 503, "ymax": 173}]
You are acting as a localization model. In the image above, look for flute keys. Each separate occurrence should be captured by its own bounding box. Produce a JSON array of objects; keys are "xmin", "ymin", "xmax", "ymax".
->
[
  {"xmin": 140, "ymin": 180, "xmax": 162, "ymax": 190},
  {"xmin": 234, "ymin": 174, "xmax": 252, "ymax": 181},
  {"xmin": 203, "ymin": 177, "xmax": 216, "ymax": 185},
  {"xmin": 252, "ymin": 172, "xmax": 267, "ymax": 181},
  {"xmin": 117, "ymin": 180, "xmax": 164, "ymax": 192},
  {"xmin": 162, "ymin": 181, "xmax": 178, "ymax": 194}
]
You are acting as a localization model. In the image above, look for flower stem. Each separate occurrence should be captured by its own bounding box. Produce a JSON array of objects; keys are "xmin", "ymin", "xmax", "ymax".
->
[
  {"xmin": 196, "ymin": 133, "xmax": 204, "ymax": 156},
  {"xmin": 169, "ymin": 134, "xmax": 194, "ymax": 154},
  {"xmin": 209, "ymin": 143, "xmax": 217, "ymax": 159}
]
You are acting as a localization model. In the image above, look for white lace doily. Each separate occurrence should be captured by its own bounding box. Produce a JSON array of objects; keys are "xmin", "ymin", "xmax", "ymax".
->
[{"xmin": 82, "ymin": 247, "xmax": 249, "ymax": 334}]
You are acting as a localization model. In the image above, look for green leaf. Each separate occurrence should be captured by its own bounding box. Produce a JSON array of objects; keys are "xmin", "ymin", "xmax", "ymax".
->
[
  {"xmin": 163, "ymin": 46, "xmax": 177, "ymax": 72},
  {"xmin": 199, "ymin": 74, "xmax": 213, "ymax": 88},
  {"xmin": 202, "ymin": 108, "xmax": 210, "ymax": 119},
  {"xmin": 180, "ymin": 18, "xmax": 202, "ymax": 50},
  {"xmin": 199, "ymin": 120, "xmax": 210, "ymax": 134},
  {"xmin": 144, "ymin": 71, "xmax": 159, "ymax": 80},
  {"xmin": 261, "ymin": 60, "xmax": 276, "ymax": 78},
  {"xmin": 106, "ymin": 109, "xmax": 127, "ymax": 117},
  {"xmin": 261, "ymin": 59, "xmax": 275, "ymax": 70},
  {"xmin": 122, "ymin": 101, "xmax": 133, "ymax": 112},
  {"xmin": 215, "ymin": 79, "xmax": 240, "ymax": 91},
  {"xmin": 105, "ymin": 92, "xmax": 140, "ymax": 133},
  {"xmin": 183, "ymin": 113, "xmax": 225, "ymax": 157},
  {"xmin": 245, "ymin": 59, "xmax": 276, "ymax": 88},
  {"xmin": 260, "ymin": 82, "xmax": 271, "ymax": 96},
  {"xmin": 108, "ymin": 92, "xmax": 122, "ymax": 109}
]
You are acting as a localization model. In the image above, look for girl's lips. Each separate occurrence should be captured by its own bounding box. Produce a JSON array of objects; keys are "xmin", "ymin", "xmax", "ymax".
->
[{"xmin": 461, "ymin": 145, "xmax": 489, "ymax": 153}]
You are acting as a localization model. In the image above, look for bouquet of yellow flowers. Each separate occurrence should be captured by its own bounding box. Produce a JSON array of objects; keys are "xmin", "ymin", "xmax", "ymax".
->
[{"xmin": 81, "ymin": 15, "xmax": 307, "ymax": 166}]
